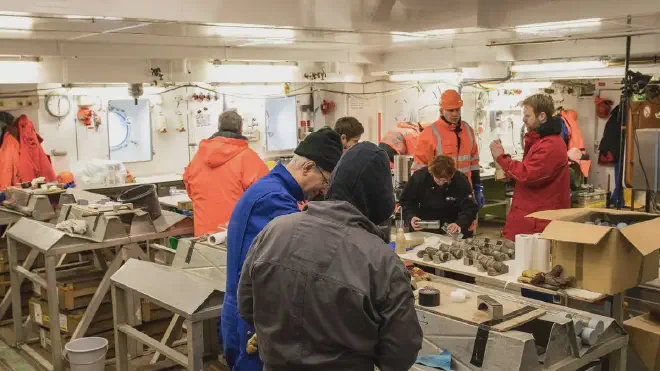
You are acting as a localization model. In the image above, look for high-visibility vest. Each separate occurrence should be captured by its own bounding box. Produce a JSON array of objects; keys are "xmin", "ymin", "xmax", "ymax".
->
[
  {"xmin": 560, "ymin": 110, "xmax": 591, "ymax": 178},
  {"xmin": 412, "ymin": 117, "xmax": 480, "ymax": 184},
  {"xmin": 380, "ymin": 122, "xmax": 420, "ymax": 156}
]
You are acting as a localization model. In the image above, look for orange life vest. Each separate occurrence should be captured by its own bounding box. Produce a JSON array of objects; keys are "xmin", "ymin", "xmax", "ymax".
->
[
  {"xmin": 380, "ymin": 122, "xmax": 421, "ymax": 156},
  {"xmin": 561, "ymin": 110, "xmax": 591, "ymax": 178},
  {"xmin": 412, "ymin": 117, "xmax": 480, "ymax": 185}
]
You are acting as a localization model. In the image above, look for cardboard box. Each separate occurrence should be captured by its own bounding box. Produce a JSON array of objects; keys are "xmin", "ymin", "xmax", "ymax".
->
[
  {"xmin": 531, "ymin": 208, "xmax": 660, "ymax": 295},
  {"xmin": 624, "ymin": 313, "xmax": 660, "ymax": 371}
]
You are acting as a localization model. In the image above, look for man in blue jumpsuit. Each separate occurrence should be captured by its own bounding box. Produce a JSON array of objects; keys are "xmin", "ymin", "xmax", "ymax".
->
[{"xmin": 222, "ymin": 127, "xmax": 343, "ymax": 371}]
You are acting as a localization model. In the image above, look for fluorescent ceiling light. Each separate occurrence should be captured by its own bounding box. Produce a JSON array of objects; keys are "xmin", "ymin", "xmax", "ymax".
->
[
  {"xmin": 391, "ymin": 28, "xmax": 455, "ymax": 43},
  {"xmin": 388, "ymin": 70, "xmax": 461, "ymax": 82},
  {"xmin": 511, "ymin": 60, "xmax": 608, "ymax": 72},
  {"xmin": 483, "ymin": 81, "xmax": 553, "ymax": 90},
  {"xmin": 237, "ymin": 39, "xmax": 294, "ymax": 47},
  {"xmin": 212, "ymin": 60, "xmax": 297, "ymax": 67},
  {"xmin": 515, "ymin": 18, "xmax": 601, "ymax": 33},
  {"xmin": 212, "ymin": 23, "xmax": 295, "ymax": 40},
  {"xmin": 0, "ymin": 55, "xmax": 40, "ymax": 62},
  {"xmin": 0, "ymin": 16, "xmax": 33, "ymax": 30}
]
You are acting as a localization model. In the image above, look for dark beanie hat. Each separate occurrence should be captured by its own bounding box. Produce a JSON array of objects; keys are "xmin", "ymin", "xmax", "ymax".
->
[
  {"xmin": 294, "ymin": 127, "xmax": 343, "ymax": 172},
  {"xmin": 327, "ymin": 142, "xmax": 394, "ymax": 226}
]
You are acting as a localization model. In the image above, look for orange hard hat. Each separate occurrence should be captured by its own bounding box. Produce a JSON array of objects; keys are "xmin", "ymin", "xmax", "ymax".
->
[
  {"xmin": 57, "ymin": 171, "xmax": 74, "ymax": 184},
  {"xmin": 440, "ymin": 89, "xmax": 463, "ymax": 110}
]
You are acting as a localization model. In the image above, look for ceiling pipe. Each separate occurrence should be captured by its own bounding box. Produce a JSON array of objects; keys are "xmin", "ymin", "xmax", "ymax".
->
[{"xmin": 488, "ymin": 29, "xmax": 660, "ymax": 47}]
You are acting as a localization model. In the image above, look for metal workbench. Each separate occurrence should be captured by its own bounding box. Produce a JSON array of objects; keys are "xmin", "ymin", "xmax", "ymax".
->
[
  {"xmin": 411, "ymin": 277, "xmax": 628, "ymax": 371},
  {"xmin": 399, "ymin": 232, "xmax": 627, "ymax": 370},
  {"xmin": 111, "ymin": 238, "xmax": 225, "ymax": 370},
  {"xmin": 5, "ymin": 211, "xmax": 193, "ymax": 371},
  {"xmin": 399, "ymin": 232, "xmax": 608, "ymax": 304}
]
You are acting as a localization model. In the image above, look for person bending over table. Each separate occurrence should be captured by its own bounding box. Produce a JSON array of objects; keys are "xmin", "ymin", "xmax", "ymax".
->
[{"xmin": 399, "ymin": 155, "xmax": 479, "ymax": 238}]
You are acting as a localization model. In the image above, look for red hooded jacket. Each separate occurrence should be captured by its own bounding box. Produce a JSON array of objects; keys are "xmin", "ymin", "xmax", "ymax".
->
[
  {"xmin": 0, "ymin": 133, "xmax": 20, "ymax": 190},
  {"xmin": 497, "ymin": 117, "xmax": 571, "ymax": 241},
  {"xmin": 17, "ymin": 115, "xmax": 56, "ymax": 183},
  {"xmin": 183, "ymin": 132, "xmax": 268, "ymax": 236}
]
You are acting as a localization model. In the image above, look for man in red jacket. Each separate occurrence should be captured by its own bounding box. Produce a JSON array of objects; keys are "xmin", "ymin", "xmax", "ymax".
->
[
  {"xmin": 490, "ymin": 94, "xmax": 570, "ymax": 241},
  {"xmin": 184, "ymin": 111, "xmax": 268, "ymax": 236}
]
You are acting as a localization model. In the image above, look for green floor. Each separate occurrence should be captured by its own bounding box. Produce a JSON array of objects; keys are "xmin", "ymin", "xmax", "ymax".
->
[{"xmin": 0, "ymin": 341, "xmax": 37, "ymax": 371}]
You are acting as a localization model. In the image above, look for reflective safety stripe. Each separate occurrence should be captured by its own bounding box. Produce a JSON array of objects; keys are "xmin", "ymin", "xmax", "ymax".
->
[
  {"xmin": 456, "ymin": 154, "xmax": 471, "ymax": 162},
  {"xmin": 457, "ymin": 166, "xmax": 472, "ymax": 174},
  {"xmin": 469, "ymin": 165, "xmax": 480, "ymax": 171},
  {"xmin": 383, "ymin": 132, "xmax": 405, "ymax": 152},
  {"xmin": 430, "ymin": 123, "xmax": 443, "ymax": 151}
]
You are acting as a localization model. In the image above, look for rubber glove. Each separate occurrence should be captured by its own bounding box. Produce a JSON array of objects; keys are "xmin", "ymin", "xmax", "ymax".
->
[{"xmin": 474, "ymin": 184, "xmax": 486, "ymax": 208}]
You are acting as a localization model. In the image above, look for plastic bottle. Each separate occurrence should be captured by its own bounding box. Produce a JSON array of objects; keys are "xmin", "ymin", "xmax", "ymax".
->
[{"xmin": 395, "ymin": 227, "xmax": 407, "ymax": 254}]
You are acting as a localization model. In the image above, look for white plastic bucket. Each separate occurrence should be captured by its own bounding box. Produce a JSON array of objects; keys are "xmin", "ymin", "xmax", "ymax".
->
[{"xmin": 64, "ymin": 337, "xmax": 108, "ymax": 371}]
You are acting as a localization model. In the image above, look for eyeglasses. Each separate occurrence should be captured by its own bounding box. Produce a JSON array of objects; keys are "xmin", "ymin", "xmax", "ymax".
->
[{"xmin": 315, "ymin": 164, "xmax": 329, "ymax": 186}]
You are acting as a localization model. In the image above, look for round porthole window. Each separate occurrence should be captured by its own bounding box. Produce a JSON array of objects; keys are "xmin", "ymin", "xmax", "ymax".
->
[{"xmin": 108, "ymin": 108, "xmax": 131, "ymax": 152}]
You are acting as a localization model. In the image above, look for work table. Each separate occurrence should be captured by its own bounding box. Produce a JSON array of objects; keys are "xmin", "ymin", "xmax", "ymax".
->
[{"xmin": 398, "ymin": 231, "xmax": 607, "ymax": 304}]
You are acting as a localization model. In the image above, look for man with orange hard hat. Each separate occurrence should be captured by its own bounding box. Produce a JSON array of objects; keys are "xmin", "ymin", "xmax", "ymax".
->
[
  {"xmin": 379, "ymin": 121, "xmax": 431, "ymax": 163},
  {"xmin": 412, "ymin": 89, "xmax": 485, "ymax": 209}
]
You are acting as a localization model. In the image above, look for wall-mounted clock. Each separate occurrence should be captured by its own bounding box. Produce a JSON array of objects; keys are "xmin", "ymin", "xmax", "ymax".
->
[{"xmin": 45, "ymin": 94, "xmax": 72, "ymax": 118}]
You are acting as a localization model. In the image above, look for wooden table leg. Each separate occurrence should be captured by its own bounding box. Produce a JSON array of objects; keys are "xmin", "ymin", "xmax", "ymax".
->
[
  {"xmin": 45, "ymin": 255, "xmax": 64, "ymax": 371},
  {"xmin": 612, "ymin": 293, "xmax": 624, "ymax": 324},
  {"xmin": 607, "ymin": 293, "xmax": 627, "ymax": 371},
  {"xmin": 203, "ymin": 318, "xmax": 219, "ymax": 357},
  {"xmin": 187, "ymin": 320, "xmax": 204, "ymax": 371},
  {"xmin": 150, "ymin": 314, "xmax": 184, "ymax": 364},
  {"xmin": 112, "ymin": 285, "xmax": 129, "ymax": 371},
  {"xmin": 8, "ymin": 238, "xmax": 24, "ymax": 346},
  {"xmin": 67, "ymin": 247, "xmax": 127, "ymax": 348},
  {"xmin": 127, "ymin": 290, "xmax": 140, "ymax": 356},
  {"xmin": 0, "ymin": 248, "xmax": 39, "ymax": 320}
]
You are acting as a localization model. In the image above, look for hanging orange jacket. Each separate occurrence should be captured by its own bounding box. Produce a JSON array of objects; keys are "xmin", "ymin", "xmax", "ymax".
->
[
  {"xmin": 0, "ymin": 133, "xmax": 20, "ymax": 190},
  {"xmin": 560, "ymin": 110, "xmax": 591, "ymax": 178},
  {"xmin": 183, "ymin": 132, "xmax": 269, "ymax": 236},
  {"xmin": 380, "ymin": 122, "xmax": 421, "ymax": 156},
  {"xmin": 412, "ymin": 117, "xmax": 479, "ymax": 184},
  {"xmin": 16, "ymin": 115, "xmax": 56, "ymax": 183}
]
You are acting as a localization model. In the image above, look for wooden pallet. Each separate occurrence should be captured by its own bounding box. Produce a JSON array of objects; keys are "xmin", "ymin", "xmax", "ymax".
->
[
  {"xmin": 35, "ymin": 269, "xmax": 106, "ymax": 310},
  {"xmin": 29, "ymin": 297, "xmax": 114, "ymax": 335},
  {"xmin": 0, "ymin": 278, "xmax": 33, "ymax": 297},
  {"xmin": 0, "ymin": 246, "xmax": 42, "ymax": 273},
  {"xmin": 140, "ymin": 299, "xmax": 174, "ymax": 323}
]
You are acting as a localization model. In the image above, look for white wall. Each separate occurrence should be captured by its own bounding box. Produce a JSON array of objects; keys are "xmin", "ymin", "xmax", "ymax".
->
[
  {"xmin": 35, "ymin": 83, "xmax": 325, "ymax": 176},
  {"xmin": 7, "ymin": 79, "xmax": 619, "ymax": 185},
  {"xmin": 0, "ymin": 84, "xmax": 40, "ymax": 127}
]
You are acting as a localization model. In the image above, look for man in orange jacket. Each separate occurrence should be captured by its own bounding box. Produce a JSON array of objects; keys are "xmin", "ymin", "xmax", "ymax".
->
[
  {"xmin": 378, "ymin": 121, "xmax": 431, "ymax": 163},
  {"xmin": 184, "ymin": 111, "xmax": 269, "ymax": 236},
  {"xmin": 412, "ymin": 89, "xmax": 485, "ymax": 208}
]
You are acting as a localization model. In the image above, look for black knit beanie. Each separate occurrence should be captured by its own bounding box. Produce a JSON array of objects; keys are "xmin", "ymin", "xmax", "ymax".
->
[{"xmin": 294, "ymin": 127, "xmax": 343, "ymax": 172}]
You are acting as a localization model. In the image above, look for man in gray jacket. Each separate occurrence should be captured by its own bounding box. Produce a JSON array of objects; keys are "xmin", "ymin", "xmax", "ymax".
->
[{"xmin": 238, "ymin": 142, "xmax": 422, "ymax": 371}]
